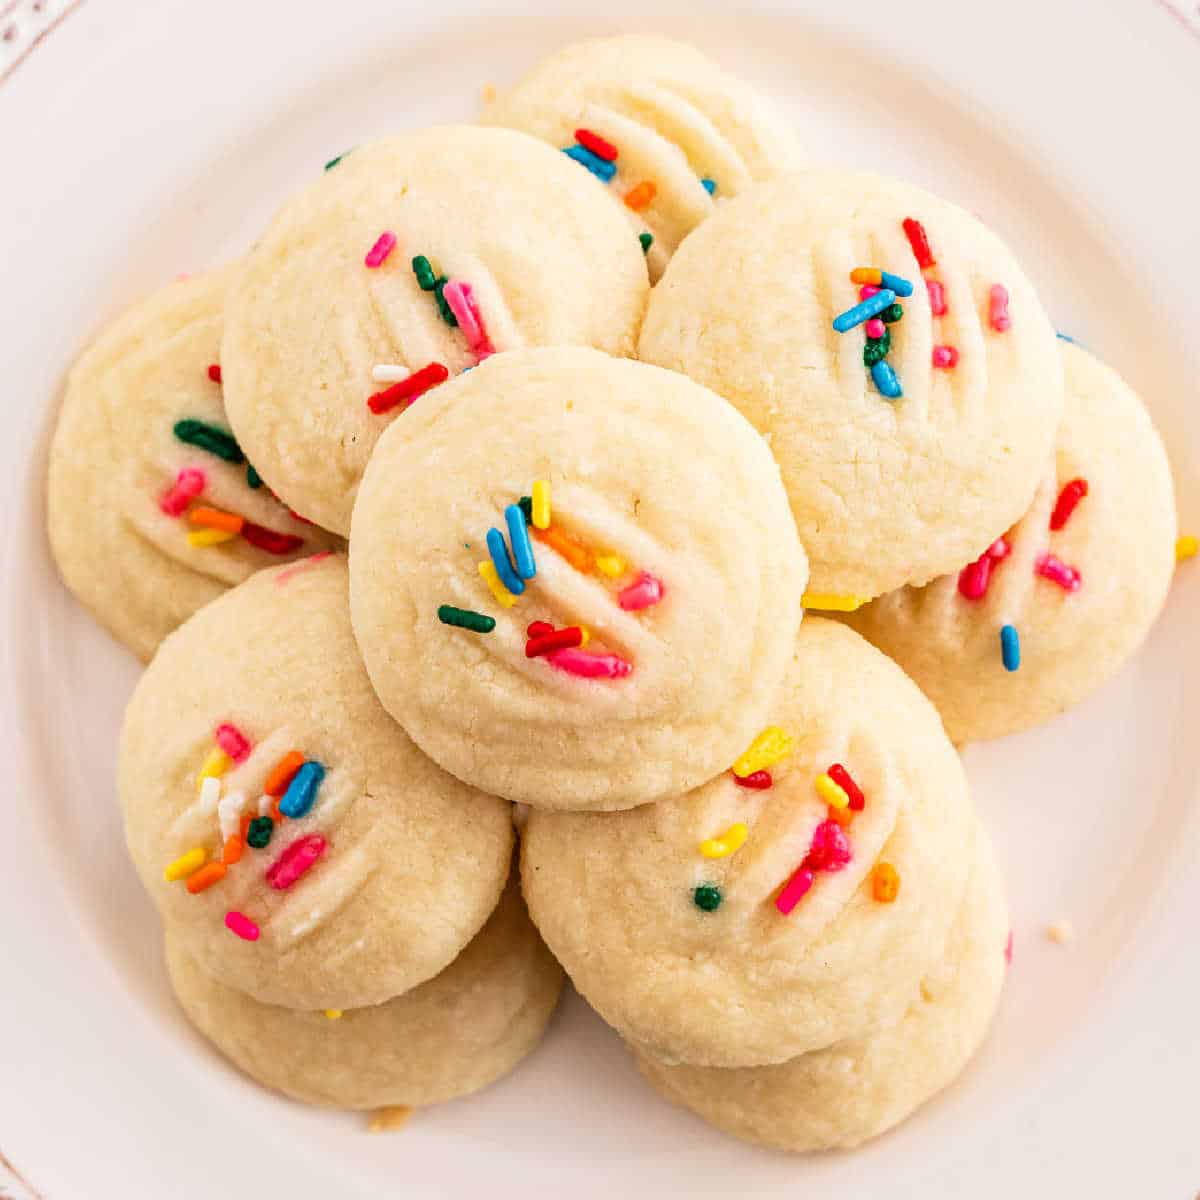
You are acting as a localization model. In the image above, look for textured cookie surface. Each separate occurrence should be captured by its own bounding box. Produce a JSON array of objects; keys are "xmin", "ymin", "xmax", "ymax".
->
[
  {"xmin": 221, "ymin": 126, "xmax": 650, "ymax": 535},
  {"xmin": 845, "ymin": 343, "xmax": 1177, "ymax": 742},
  {"xmin": 639, "ymin": 170, "xmax": 1063, "ymax": 600},
  {"xmin": 482, "ymin": 35, "xmax": 804, "ymax": 281},
  {"xmin": 166, "ymin": 875, "xmax": 562, "ymax": 1109},
  {"xmin": 120, "ymin": 556, "xmax": 513, "ymax": 1010},
  {"xmin": 349, "ymin": 347, "xmax": 807, "ymax": 812},
  {"xmin": 638, "ymin": 821, "xmax": 1008, "ymax": 1151},
  {"xmin": 521, "ymin": 618, "xmax": 974, "ymax": 1067},
  {"xmin": 47, "ymin": 267, "xmax": 339, "ymax": 662}
]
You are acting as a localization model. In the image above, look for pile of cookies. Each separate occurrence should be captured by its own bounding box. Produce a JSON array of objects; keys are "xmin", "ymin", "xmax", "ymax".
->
[{"xmin": 47, "ymin": 35, "xmax": 1181, "ymax": 1152}]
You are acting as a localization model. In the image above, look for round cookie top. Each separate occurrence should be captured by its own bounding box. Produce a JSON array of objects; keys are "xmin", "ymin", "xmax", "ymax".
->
[
  {"xmin": 348, "ymin": 346, "xmax": 807, "ymax": 812},
  {"xmin": 520, "ymin": 618, "xmax": 975, "ymax": 1068},
  {"xmin": 46, "ymin": 267, "xmax": 340, "ymax": 662},
  {"xmin": 165, "ymin": 875, "xmax": 563, "ymax": 1110},
  {"xmin": 482, "ymin": 35, "xmax": 805, "ymax": 282},
  {"xmin": 638, "ymin": 821, "xmax": 1008, "ymax": 1152},
  {"xmin": 119, "ymin": 555, "xmax": 513, "ymax": 1010},
  {"xmin": 638, "ymin": 169, "xmax": 1064, "ymax": 601},
  {"xmin": 221, "ymin": 125, "xmax": 650, "ymax": 536},
  {"xmin": 845, "ymin": 342, "xmax": 1177, "ymax": 742}
]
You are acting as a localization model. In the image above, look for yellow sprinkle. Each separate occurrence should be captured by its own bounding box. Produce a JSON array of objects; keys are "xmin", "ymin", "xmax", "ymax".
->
[
  {"xmin": 579, "ymin": 625, "xmax": 591, "ymax": 647},
  {"xmin": 531, "ymin": 479, "xmax": 552, "ymax": 530},
  {"xmin": 187, "ymin": 527, "xmax": 238, "ymax": 547},
  {"xmin": 1176, "ymin": 535, "xmax": 1197, "ymax": 562},
  {"xmin": 802, "ymin": 592, "xmax": 867, "ymax": 612},
  {"xmin": 197, "ymin": 746, "xmax": 231, "ymax": 792},
  {"xmin": 368, "ymin": 1105, "xmax": 413, "ymax": 1133},
  {"xmin": 324, "ymin": 1009, "xmax": 343, "ymax": 1020},
  {"xmin": 478, "ymin": 560, "xmax": 518, "ymax": 607},
  {"xmin": 699, "ymin": 822, "xmax": 749, "ymax": 859},
  {"xmin": 595, "ymin": 553, "xmax": 626, "ymax": 578},
  {"xmin": 732, "ymin": 726, "xmax": 795, "ymax": 778},
  {"xmin": 815, "ymin": 772, "xmax": 850, "ymax": 809},
  {"xmin": 164, "ymin": 847, "xmax": 206, "ymax": 882}
]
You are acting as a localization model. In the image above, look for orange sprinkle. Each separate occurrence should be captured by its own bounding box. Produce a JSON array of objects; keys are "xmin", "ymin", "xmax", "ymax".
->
[
  {"xmin": 265, "ymin": 750, "xmax": 305, "ymax": 797},
  {"xmin": 872, "ymin": 862, "xmax": 900, "ymax": 903},
  {"xmin": 188, "ymin": 506, "xmax": 245, "ymax": 534},
  {"xmin": 624, "ymin": 181, "xmax": 657, "ymax": 212},
  {"xmin": 270, "ymin": 797, "xmax": 283, "ymax": 822},
  {"xmin": 222, "ymin": 835, "xmax": 244, "ymax": 866},
  {"xmin": 186, "ymin": 862, "xmax": 228, "ymax": 894},
  {"xmin": 827, "ymin": 804, "xmax": 854, "ymax": 829},
  {"xmin": 532, "ymin": 525, "xmax": 593, "ymax": 573},
  {"xmin": 239, "ymin": 813, "xmax": 252, "ymax": 841}
]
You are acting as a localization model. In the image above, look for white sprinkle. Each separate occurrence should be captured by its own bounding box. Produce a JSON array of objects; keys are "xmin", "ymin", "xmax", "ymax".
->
[
  {"xmin": 1046, "ymin": 919, "xmax": 1075, "ymax": 945},
  {"xmin": 372, "ymin": 364, "xmax": 409, "ymax": 383},
  {"xmin": 199, "ymin": 775, "xmax": 221, "ymax": 812},
  {"xmin": 218, "ymin": 790, "xmax": 247, "ymax": 841},
  {"xmin": 257, "ymin": 794, "xmax": 273, "ymax": 817}
]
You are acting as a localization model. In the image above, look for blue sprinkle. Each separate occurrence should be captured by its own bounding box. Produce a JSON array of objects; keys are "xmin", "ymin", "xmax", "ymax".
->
[
  {"xmin": 279, "ymin": 760, "xmax": 326, "ymax": 819},
  {"xmin": 833, "ymin": 289, "xmax": 896, "ymax": 333},
  {"xmin": 1000, "ymin": 624, "xmax": 1021, "ymax": 672},
  {"xmin": 870, "ymin": 359, "xmax": 903, "ymax": 400},
  {"xmin": 700, "ymin": 177, "xmax": 716, "ymax": 195},
  {"xmin": 486, "ymin": 527, "xmax": 525, "ymax": 595},
  {"xmin": 505, "ymin": 503, "xmax": 536, "ymax": 580},
  {"xmin": 878, "ymin": 270, "xmax": 913, "ymax": 298},
  {"xmin": 563, "ymin": 145, "xmax": 616, "ymax": 183},
  {"xmin": 1056, "ymin": 331, "xmax": 1076, "ymax": 343}
]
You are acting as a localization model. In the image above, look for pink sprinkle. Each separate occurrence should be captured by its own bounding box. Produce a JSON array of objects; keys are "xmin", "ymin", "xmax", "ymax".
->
[
  {"xmin": 546, "ymin": 647, "xmax": 633, "ymax": 679},
  {"xmin": 1035, "ymin": 552, "xmax": 1081, "ymax": 592},
  {"xmin": 775, "ymin": 866, "xmax": 814, "ymax": 915},
  {"xmin": 265, "ymin": 834, "xmax": 327, "ymax": 891},
  {"xmin": 364, "ymin": 231, "xmax": 397, "ymax": 268},
  {"xmin": 989, "ymin": 283, "xmax": 1012, "ymax": 332},
  {"xmin": 858, "ymin": 284, "xmax": 880, "ymax": 301},
  {"xmin": 275, "ymin": 550, "xmax": 334, "ymax": 587},
  {"xmin": 957, "ymin": 537, "xmax": 1010, "ymax": 600},
  {"xmin": 1005, "ymin": 929, "xmax": 1013, "ymax": 964},
  {"xmin": 805, "ymin": 819, "xmax": 852, "ymax": 872},
  {"xmin": 864, "ymin": 317, "xmax": 886, "ymax": 339},
  {"xmin": 225, "ymin": 911, "xmax": 259, "ymax": 941},
  {"xmin": 988, "ymin": 536, "xmax": 1011, "ymax": 561},
  {"xmin": 932, "ymin": 344, "xmax": 959, "ymax": 368},
  {"xmin": 617, "ymin": 571, "xmax": 665, "ymax": 612},
  {"xmin": 441, "ymin": 279, "xmax": 495, "ymax": 360},
  {"xmin": 926, "ymin": 278, "xmax": 947, "ymax": 316},
  {"xmin": 215, "ymin": 722, "xmax": 252, "ymax": 763},
  {"xmin": 159, "ymin": 468, "xmax": 206, "ymax": 517}
]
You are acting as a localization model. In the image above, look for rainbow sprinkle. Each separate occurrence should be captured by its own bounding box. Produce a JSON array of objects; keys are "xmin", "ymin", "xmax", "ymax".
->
[
  {"xmin": 486, "ymin": 528, "xmax": 526, "ymax": 596},
  {"xmin": 958, "ymin": 537, "xmax": 1011, "ymax": 601},
  {"xmin": 1000, "ymin": 624, "xmax": 1021, "ymax": 671},
  {"xmin": 699, "ymin": 823, "xmax": 748, "ymax": 859},
  {"xmin": 278, "ymin": 761, "xmax": 326, "ymax": 820},
  {"xmin": 266, "ymin": 833, "xmax": 327, "ymax": 890},
  {"xmin": 574, "ymin": 128, "xmax": 617, "ymax": 161},
  {"xmin": 1035, "ymin": 552, "xmax": 1081, "ymax": 592},
  {"xmin": 438, "ymin": 605, "xmax": 496, "ymax": 633},
  {"xmin": 902, "ymin": 217, "xmax": 936, "ymax": 268},
  {"xmin": 988, "ymin": 284, "xmax": 1012, "ymax": 332},
  {"xmin": 732, "ymin": 727, "xmax": 794, "ymax": 778},
  {"xmin": 1176, "ymin": 535, "xmax": 1197, "ymax": 562},
  {"xmin": 802, "ymin": 592, "xmax": 867, "ymax": 612},
  {"xmin": 1050, "ymin": 478, "xmax": 1088, "ymax": 531},
  {"xmin": 364, "ymin": 231, "xmax": 397, "ymax": 268},
  {"xmin": 225, "ymin": 911, "xmax": 260, "ymax": 941},
  {"xmin": 547, "ymin": 647, "xmax": 632, "ymax": 679},
  {"xmin": 563, "ymin": 143, "xmax": 616, "ymax": 182}
]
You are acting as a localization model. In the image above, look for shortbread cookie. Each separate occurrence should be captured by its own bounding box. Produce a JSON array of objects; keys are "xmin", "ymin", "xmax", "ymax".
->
[
  {"xmin": 639, "ymin": 170, "xmax": 1063, "ymax": 600},
  {"xmin": 638, "ymin": 822, "xmax": 1007, "ymax": 1151},
  {"xmin": 521, "ymin": 618, "xmax": 974, "ymax": 1067},
  {"xmin": 120, "ymin": 555, "xmax": 513, "ymax": 1010},
  {"xmin": 348, "ymin": 347, "xmax": 807, "ymax": 813},
  {"xmin": 221, "ymin": 126, "xmax": 650, "ymax": 535},
  {"xmin": 482, "ymin": 35, "xmax": 804, "ymax": 281},
  {"xmin": 166, "ymin": 875, "xmax": 562, "ymax": 1109},
  {"xmin": 845, "ymin": 343, "xmax": 1176, "ymax": 742},
  {"xmin": 47, "ymin": 267, "xmax": 340, "ymax": 661}
]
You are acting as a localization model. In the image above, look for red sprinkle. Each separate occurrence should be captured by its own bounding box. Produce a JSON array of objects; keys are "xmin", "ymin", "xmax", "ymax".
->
[
  {"xmin": 804, "ymin": 819, "xmax": 852, "ymax": 872},
  {"xmin": 367, "ymin": 362, "xmax": 450, "ymax": 415},
  {"xmin": 1035, "ymin": 552, "xmax": 1081, "ymax": 592},
  {"xmin": 926, "ymin": 278, "xmax": 947, "ymax": 316},
  {"xmin": 574, "ymin": 128, "xmax": 618, "ymax": 161},
  {"xmin": 207, "ymin": 364, "xmax": 223, "ymax": 383},
  {"xmin": 364, "ymin": 231, "xmax": 397, "ymax": 268},
  {"xmin": 734, "ymin": 770, "xmax": 772, "ymax": 790},
  {"xmin": 932, "ymin": 345, "xmax": 959, "ymax": 368},
  {"xmin": 827, "ymin": 763, "xmax": 865, "ymax": 811},
  {"xmin": 526, "ymin": 627, "xmax": 584, "ymax": 658},
  {"xmin": 241, "ymin": 522, "xmax": 304, "ymax": 555},
  {"xmin": 288, "ymin": 509, "xmax": 315, "ymax": 526},
  {"xmin": 774, "ymin": 866, "xmax": 814, "ymax": 916},
  {"xmin": 266, "ymin": 834, "xmax": 327, "ymax": 891},
  {"xmin": 159, "ymin": 467, "xmax": 206, "ymax": 517},
  {"xmin": 988, "ymin": 536, "xmax": 1012, "ymax": 561},
  {"xmin": 989, "ymin": 283, "xmax": 1012, "ymax": 332},
  {"xmin": 1050, "ymin": 478, "xmax": 1088, "ymax": 531},
  {"xmin": 526, "ymin": 621, "xmax": 555, "ymax": 638},
  {"xmin": 958, "ymin": 537, "xmax": 1010, "ymax": 600},
  {"xmin": 903, "ymin": 217, "xmax": 935, "ymax": 269}
]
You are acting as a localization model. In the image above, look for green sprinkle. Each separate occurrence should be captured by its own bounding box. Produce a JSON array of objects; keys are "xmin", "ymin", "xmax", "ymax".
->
[
  {"xmin": 433, "ymin": 277, "xmax": 459, "ymax": 327},
  {"xmin": 863, "ymin": 328, "xmax": 892, "ymax": 366},
  {"xmin": 881, "ymin": 302, "xmax": 904, "ymax": 324},
  {"xmin": 518, "ymin": 496, "xmax": 533, "ymax": 525},
  {"xmin": 246, "ymin": 817, "xmax": 274, "ymax": 849},
  {"xmin": 246, "ymin": 464, "xmax": 263, "ymax": 489},
  {"xmin": 173, "ymin": 419, "xmax": 244, "ymax": 464},
  {"xmin": 323, "ymin": 153, "xmax": 345, "ymax": 172},
  {"xmin": 412, "ymin": 255, "xmax": 437, "ymax": 291},
  {"xmin": 639, "ymin": 232, "xmax": 653, "ymax": 254},
  {"xmin": 438, "ymin": 605, "xmax": 495, "ymax": 633},
  {"xmin": 693, "ymin": 884, "xmax": 722, "ymax": 912}
]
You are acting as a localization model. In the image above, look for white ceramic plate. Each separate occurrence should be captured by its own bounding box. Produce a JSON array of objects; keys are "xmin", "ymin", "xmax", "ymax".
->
[{"xmin": 2, "ymin": 2, "xmax": 1198, "ymax": 1196}]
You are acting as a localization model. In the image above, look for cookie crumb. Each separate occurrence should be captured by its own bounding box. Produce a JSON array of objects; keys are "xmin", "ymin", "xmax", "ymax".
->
[
  {"xmin": 368, "ymin": 1105, "xmax": 413, "ymax": 1133},
  {"xmin": 1046, "ymin": 919, "xmax": 1074, "ymax": 945}
]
